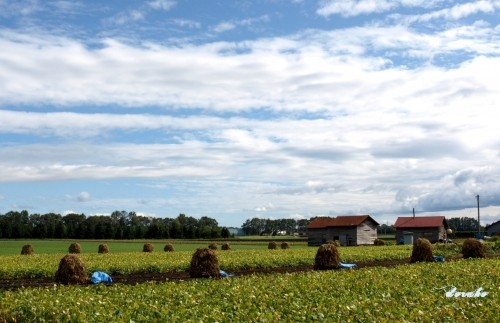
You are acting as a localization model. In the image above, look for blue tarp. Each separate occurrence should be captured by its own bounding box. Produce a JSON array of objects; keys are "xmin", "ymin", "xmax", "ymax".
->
[
  {"xmin": 339, "ymin": 262, "xmax": 357, "ymax": 269},
  {"xmin": 219, "ymin": 270, "xmax": 234, "ymax": 277},
  {"xmin": 434, "ymin": 256, "xmax": 445, "ymax": 262},
  {"xmin": 91, "ymin": 271, "xmax": 113, "ymax": 284}
]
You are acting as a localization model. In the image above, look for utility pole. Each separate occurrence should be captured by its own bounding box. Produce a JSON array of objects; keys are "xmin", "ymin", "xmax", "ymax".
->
[{"xmin": 476, "ymin": 195, "xmax": 480, "ymax": 234}]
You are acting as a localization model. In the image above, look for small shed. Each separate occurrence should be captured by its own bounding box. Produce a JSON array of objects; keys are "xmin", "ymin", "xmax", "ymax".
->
[
  {"xmin": 307, "ymin": 215, "xmax": 379, "ymax": 246},
  {"xmin": 394, "ymin": 216, "xmax": 449, "ymax": 244},
  {"xmin": 485, "ymin": 220, "xmax": 500, "ymax": 236}
]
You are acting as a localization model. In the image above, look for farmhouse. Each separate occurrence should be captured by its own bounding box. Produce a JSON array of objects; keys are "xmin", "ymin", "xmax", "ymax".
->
[
  {"xmin": 307, "ymin": 215, "xmax": 379, "ymax": 246},
  {"xmin": 394, "ymin": 216, "xmax": 449, "ymax": 244},
  {"xmin": 485, "ymin": 220, "xmax": 500, "ymax": 236}
]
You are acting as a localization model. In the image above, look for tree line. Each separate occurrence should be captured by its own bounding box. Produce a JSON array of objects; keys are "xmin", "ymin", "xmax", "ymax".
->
[
  {"xmin": 240, "ymin": 217, "xmax": 395, "ymax": 236},
  {"xmin": 0, "ymin": 210, "xmax": 485, "ymax": 240},
  {"xmin": 241, "ymin": 217, "xmax": 310, "ymax": 236},
  {"xmin": 0, "ymin": 210, "xmax": 230, "ymax": 240}
]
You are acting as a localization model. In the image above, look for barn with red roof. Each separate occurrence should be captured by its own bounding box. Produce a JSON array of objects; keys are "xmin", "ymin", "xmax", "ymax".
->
[
  {"xmin": 393, "ymin": 216, "xmax": 449, "ymax": 244},
  {"xmin": 307, "ymin": 215, "xmax": 379, "ymax": 246}
]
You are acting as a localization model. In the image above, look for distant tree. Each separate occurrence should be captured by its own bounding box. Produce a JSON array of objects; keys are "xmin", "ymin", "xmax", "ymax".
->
[
  {"xmin": 210, "ymin": 226, "xmax": 221, "ymax": 238},
  {"xmin": 39, "ymin": 213, "xmax": 63, "ymax": 239},
  {"xmin": 170, "ymin": 220, "xmax": 182, "ymax": 239},
  {"xmin": 242, "ymin": 218, "xmax": 265, "ymax": 235},
  {"xmin": 111, "ymin": 211, "xmax": 127, "ymax": 239},
  {"xmin": 2, "ymin": 210, "xmax": 31, "ymax": 238},
  {"xmin": 62, "ymin": 213, "xmax": 86, "ymax": 239},
  {"xmin": 146, "ymin": 218, "xmax": 164, "ymax": 239},
  {"xmin": 448, "ymin": 217, "xmax": 481, "ymax": 232},
  {"xmin": 221, "ymin": 227, "xmax": 230, "ymax": 239},
  {"xmin": 379, "ymin": 224, "xmax": 396, "ymax": 234},
  {"xmin": 54, "ymin": 221, "xmax": 66, "ymax": 239},
  {"xmin": 0, "ymin": 209, "xmax": 229, "ymax": 240},
  {"xmin": 297, "ymin": 219, "xmax": 310, "ymax": 235}
]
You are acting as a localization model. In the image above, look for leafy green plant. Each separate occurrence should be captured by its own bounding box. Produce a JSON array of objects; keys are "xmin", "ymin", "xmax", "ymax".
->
[{"xmin": 0, "ymin": 259, "xmax": 497, "ymax": 322}]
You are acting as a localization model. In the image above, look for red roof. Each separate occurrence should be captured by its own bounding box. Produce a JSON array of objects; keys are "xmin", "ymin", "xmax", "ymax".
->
[
  {"xmin": 307, "ymin": 215, "xmax": 378, "ymax": 229},
  {"xmin": 307, "ymin": 217, "xmax": 337, "ymax": 229},
  {"xmin": 394, "ymin": 216, "xmax": 447, "ymax": 228}
]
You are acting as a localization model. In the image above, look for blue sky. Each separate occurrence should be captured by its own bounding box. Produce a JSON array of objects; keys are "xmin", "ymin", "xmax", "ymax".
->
[{"xmin": 1, "ymin": 0, "xmax": 500, "ymax": 228}]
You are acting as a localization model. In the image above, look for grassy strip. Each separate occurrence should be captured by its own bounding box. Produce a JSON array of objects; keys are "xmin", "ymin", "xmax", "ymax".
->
[
  {"xmin": 0, "ymin": 258, "xmax": 497, "ymax": 322},
  {"xmin": 0, "ymin": 239, "xmax": 307, "ymax": 255}
]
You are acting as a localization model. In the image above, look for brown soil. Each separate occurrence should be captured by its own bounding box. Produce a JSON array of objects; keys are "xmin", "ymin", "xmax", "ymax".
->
[{"xmin": 1, "ymin": 255, "xmax": 497, "ymax": 291}]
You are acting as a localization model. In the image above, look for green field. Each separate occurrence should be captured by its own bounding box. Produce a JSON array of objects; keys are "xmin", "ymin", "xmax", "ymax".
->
[
  {"xmin": 0, "ymin": 258, "xmax": 497, "ymax": 322},
  {"xmin": 0, "ymin": 244, "xmax": 468, "ymax": 279},
  {"xmin": 0, "ymin": 239, "xmax": 307, "ymax": 255},
  {"xmin": 0, "ymin": 240, "xmax": 498, "ymax": 321}
]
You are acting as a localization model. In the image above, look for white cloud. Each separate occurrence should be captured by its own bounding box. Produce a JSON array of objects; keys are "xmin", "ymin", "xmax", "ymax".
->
[
  {"xmin": 51, "ymin": 1, "xmax": 84, "ymax": 13},
  {"xmin": 1, "ymin": 25, "xmax": 499, "ymax": 111},
  {"xmin": 317, "ymin": 0, "xmax": 397, "ymax": 17},
  {"xmin": 212, "ymin": 15, "xmax": 269, "ymax": 33},
  {"xmin": 1, "ymin": 12, "xmax": 500, "ymax": 224},
  {"xmin": 396, "ymin": 166, "xmax": 500, "ymax": 212},
  {"xmin": 77, "ymin": 191, "xmax": 91, "ymax": 202},
  {"xmin": 316, "ymin": 0, "xmax": 444, "ymax": 17},
  {"xmin": 287, "ymin": 214, "xmax": 307, "ymax": 220},
  {"xmin": 105, "ymin": 9, "xmax": 145, "ymax": 25},
  {"xmin": 213, "ymin": 22, "xmax": 236, "ymax": 33},
  {"xmin": 253, "ymin": 203, "xmax": 276, "ymax": 212},
  {"xmin": 0, "ymin": 0, "xmax": 41, "ymax": 17},
  {"xmin": 148, "ymin": 0, "xmax": 176, "ymax": 11},
  {"xmin": 172, "ymin": 19, "xmax": 201, "ymax": 28},
  {"xmin": 316, "ymin": 0, "xmax": 485, "ymax": 18},
  {"xmin": 400, "ymin": 0, "xmax": 499, "ymax": 23},
  {"xmin": 64, "ymin": 192, "xmax": 91, "ymax": 202}
]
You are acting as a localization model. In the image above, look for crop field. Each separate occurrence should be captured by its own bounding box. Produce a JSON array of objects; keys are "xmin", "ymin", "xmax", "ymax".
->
[
  {"xmin": 1, "ymin": 241, "xmax": 495, "ymax": 280},
  {"xmin": 0, "ymin": 245, "xmax": 421, "ymax": 279},
  {"xmin": 0, "ymin": 258, "xmax": 498, "ymax": 322},
  {"xmin": 0, "ymin": 240, "xmax": 498, "ymax": 322}
]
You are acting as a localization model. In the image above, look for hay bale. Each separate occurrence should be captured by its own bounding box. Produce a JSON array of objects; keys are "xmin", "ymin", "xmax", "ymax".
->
[
  {"xmin": 68, "ymin": 242, "xmax": 81, "ymax": 254},
  {"xmin": 54, "ymin": 254, "xmax": 88, "ymax": 285},
  {"xmin": 164, "ymin": 243, "xmax": 175, "ymax": 252},
  {"xmin": 327, "ymin": 240, "xmax": 340, "ymax": 247},
  {"xmin": 461, "ymin": 238, "xmax": 485, "ymax": 259},
  {"xmin": 189, "ymin": 248, "xmax": 220, "ymax": 278},
  {"xmin": 98, "ymin": 244, "xmax": 109, "ymax": 254},
  {"xmin": 281, "ymin": 242, "xmax": 290, "ymax": 249},
  {"xmin": 373, "ymin": 239, "xmax": 385, "ymax": 246},
  {"xmin": 21, "ymin": 244, "xmax": 34, "ymax": 255},
  {"xmin": 410, "ymin": 238, "xmax": 434, "ymax": 263},
  {"xmin": 221, "ymin": 243, "xmax": 231, "ymax": 250},
  {"xmin": 143, "ymin": 243, "xmax": 154, "ymax": 252},
  {"xmin": 208, "ymin": 242, "xmax": 218, "ymax": 250},
  {"xmin": 268, "ymin": 241, "xmax": 278, "ymax": 249},
  {"xmin": 314, "ymin": 243, "xmax": 340, "ymax": 270}
]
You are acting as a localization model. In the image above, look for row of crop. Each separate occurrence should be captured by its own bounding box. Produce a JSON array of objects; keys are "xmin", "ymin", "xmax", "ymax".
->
[
  {"xmin": 0, "ymin": 240, "xmax": 302, "ymax": 255},
  {"xmin": 0, "ymin": 245, "xmax": 415, "ymax": 279},
  {"xmin": 0, "ymin": 258, "xmax": 498, "ymax": 322}
]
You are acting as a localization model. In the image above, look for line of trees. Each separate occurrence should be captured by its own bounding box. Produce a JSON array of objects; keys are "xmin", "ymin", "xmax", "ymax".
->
[
  {"xmin": 241, "ymin": 217, "xmax": 311, "ymax": 236},
  {"xmin": 0, "ymin": 210, "xmax": 230, "ymax": 240},
  {"xmin": 447, "ymin": 217, "xmax": 481, "ymax": 232}
]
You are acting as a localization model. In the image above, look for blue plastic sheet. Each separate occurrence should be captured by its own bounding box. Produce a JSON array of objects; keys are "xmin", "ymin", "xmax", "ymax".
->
[
  {"xmin": 339, "ymin": 262, "xmax": 357, "ymax": 269},
  {"xmin": 219, "ymin": 270, "xmax": 234, "ymax": 277},
  {"xmin": 91, "ymin": 271, "xmax": 113, "ymax": 284}
]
